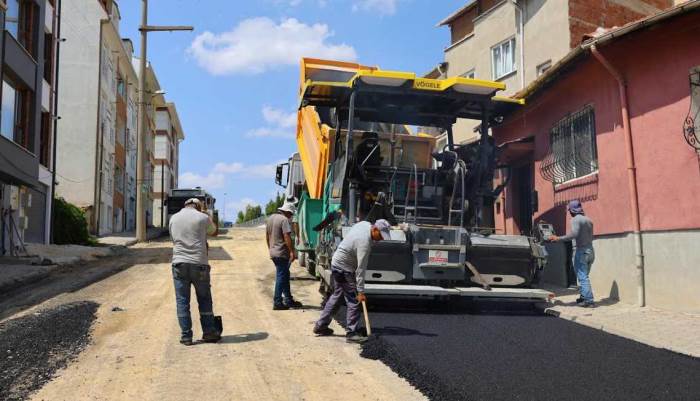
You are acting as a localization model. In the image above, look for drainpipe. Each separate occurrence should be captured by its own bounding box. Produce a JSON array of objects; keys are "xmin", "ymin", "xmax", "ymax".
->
[
  {"xmin": 50, "ymin": 0, "xmax": 62, "ymax": 243},
  {"xmin": 590, "ymin": 45, "xmax": 645, "ymax": 307},
  {"xmin": 512, "ymin": 0, "xmax": 525, "ymax": 89}
]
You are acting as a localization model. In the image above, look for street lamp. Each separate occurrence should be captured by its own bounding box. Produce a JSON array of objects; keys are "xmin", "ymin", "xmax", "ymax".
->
[{"xmin": 136, "ymin": 0, "xmax": 193, "ymax": 242}]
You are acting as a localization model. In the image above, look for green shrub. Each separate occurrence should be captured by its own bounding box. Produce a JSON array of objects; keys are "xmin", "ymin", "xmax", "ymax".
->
[{"xmin": 53, "ymin": 197, "xmax": 93, "ymax": 245}]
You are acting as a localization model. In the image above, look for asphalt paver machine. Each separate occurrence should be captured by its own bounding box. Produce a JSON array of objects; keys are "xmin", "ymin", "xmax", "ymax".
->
[{"xmin": 282, "ymin": 58, "xmax": 552, "ymax": 302}]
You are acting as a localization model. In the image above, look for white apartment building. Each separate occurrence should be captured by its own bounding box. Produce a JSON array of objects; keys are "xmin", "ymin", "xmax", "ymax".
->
[
  {"xmin": 132, "ymin": 56, "xmax": 163, "ymax": 228},
  {"xmin": 152, "ymin": 103, "xmax": 184, "ymax": 228},
  {"xmin": 57, "ymin": 0, "xmax": 137, "ymax": 235}
]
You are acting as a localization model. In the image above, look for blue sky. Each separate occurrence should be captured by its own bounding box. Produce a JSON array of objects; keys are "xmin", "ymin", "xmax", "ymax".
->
[{"xmin": 118, "ymin": 0, "xmax": 465, "ymax": 221}]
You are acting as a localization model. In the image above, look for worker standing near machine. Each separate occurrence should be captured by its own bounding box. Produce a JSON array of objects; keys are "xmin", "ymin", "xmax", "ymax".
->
[
  {"xmin": 549, "ymin": 200, "xmax": 595, "ymax": 307},
  {"xmin": 313, "ymin": 219, "xmax": 392, "ymax": 343},
  {"xmin": 266, "ymin": 202, "xmax": 303, "ymax": 310},
  {"xmin": 169, "ymin": 198, "xmax": 220, "ymax": 345}
]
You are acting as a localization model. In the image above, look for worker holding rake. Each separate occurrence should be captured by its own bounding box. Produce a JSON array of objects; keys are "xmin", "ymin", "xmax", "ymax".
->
[{"xmin": 313, "ymin": 219, "xmax": 391, "ymax": 343}]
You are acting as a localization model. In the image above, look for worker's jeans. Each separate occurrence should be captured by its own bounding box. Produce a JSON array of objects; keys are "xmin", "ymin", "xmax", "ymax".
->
[
  {"xmin": 315, "ymin": 268, "xmax": 361, "ymax": 334},
  {"xmin": 573, "ymin": 246, "xmax": 595, "ymax": 302},
  {"xmin": 172, "ymin": 263, "xmax": 217, "ymax": 340},
  {"xmin": 272, "ymin": 257, "xmax": 294, "ymax": 306}
]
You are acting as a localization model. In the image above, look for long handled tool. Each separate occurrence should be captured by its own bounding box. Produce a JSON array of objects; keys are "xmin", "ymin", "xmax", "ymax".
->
[{"xmin": 361, "ymin": 300, "xmax": 372, "ymax": 336}]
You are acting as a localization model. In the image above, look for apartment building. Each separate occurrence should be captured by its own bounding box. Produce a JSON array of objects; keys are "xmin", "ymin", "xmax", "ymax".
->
[
  {"xmin": 0, "ymin": 0, "xmax": 58, "ymax": 252},
  {"xmin": 152, "ymin": 103, "xmax": 184, "ymax": 228},
  {"xmin": 436, "ymin": 0, "xmax": 676, "ymax": 143},
  {"xmin": 132, "ymin": 56, "xmax": 163, "ymax": 228},
  {"xmin": 57, "ymin": 0, "xmax": 145, "ymax": 236}
]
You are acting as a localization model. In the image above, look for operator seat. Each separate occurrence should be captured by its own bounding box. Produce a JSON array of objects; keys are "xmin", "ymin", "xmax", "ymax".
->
[{"xmin": 351, "ymin": 132, "xmax": 382, "ymax": 181}]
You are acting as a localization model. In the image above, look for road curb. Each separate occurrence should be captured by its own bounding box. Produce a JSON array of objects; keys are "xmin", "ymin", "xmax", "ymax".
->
[
  {"xmin": 0, "ymin": 266, "xmax": 55, "ymax": 295},
  {"xmin": 542, "ymin": 307, "xmax": 699, "ymax": 358}
]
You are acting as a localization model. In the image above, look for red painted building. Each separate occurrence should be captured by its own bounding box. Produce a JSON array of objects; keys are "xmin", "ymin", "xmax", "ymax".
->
[{"xmin": 492, "ymin": 2, "xmax": 700, "ymax": 312}]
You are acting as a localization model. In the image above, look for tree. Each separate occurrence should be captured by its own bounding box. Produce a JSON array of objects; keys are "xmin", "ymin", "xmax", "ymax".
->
[
  {"xmin": 235, "ymin": 204, "xmax": 263, "ymax": 224},
  {"xmin": 265, "ymin": 192, "xmax": 285, "ymax": 215},
  {"xmin": 53, "ymin": 198, "xmax": 95, "ymax": 245}
]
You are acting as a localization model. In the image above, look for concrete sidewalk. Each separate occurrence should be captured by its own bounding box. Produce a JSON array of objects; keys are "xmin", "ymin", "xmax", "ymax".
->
[
  {"xmin": 98, "ymin": 228, "xmax": 167, "ymax": 247},
  {"xmin": 544, "ymin": 286, "xmax": 700, "ymax": 358}
]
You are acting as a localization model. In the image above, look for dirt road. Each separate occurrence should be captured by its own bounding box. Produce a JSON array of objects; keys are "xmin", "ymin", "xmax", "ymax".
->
[{"xmin": 22, "ymin": 228, "xmax": 425, "ymax": 401}]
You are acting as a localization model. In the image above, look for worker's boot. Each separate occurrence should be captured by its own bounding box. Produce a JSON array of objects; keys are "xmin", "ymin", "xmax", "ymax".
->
[
  {"xmin": 285, "ymin": 300, "xmax": 303, "ymax": 309},
  {"xmin": 273, "ymin": 304, "xmax": 290, "ymax": 311},
  {"xmin": 180, "ymin": 337, "xmax": 193, "ymax": 346},
  {"xmin": 313, "ymin": 326, "xmax": 334, "ymax": 336},
  {"xmin": 346, "ymin": 332, "xmax": 368, "ymax": 344}
]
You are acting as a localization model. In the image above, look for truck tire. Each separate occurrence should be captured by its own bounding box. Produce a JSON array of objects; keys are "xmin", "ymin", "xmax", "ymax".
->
[{"xmin": 306, "ymin": 253, "xmax": 316, "ymax": 277}]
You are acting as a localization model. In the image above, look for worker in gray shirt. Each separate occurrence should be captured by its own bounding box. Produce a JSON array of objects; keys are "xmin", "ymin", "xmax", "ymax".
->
[
  {"xmin": 169, "ymin": 198, "xmax": 220, "ymax": 345},
  {"xmin": 549, "ymin": 199, "xmax": 595, "ymax": 307},
  {"xmin": 314, "ymin": 219, "xmax": 391, "ymax": 343}
]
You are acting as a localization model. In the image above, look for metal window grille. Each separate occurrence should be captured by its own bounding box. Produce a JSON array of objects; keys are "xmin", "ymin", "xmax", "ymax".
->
[
  {"xmin": 540, "ymin": 106, "xmax": 599, "ymax": 184},
  {"xmin": 683, "ymin": 68, "xmax": 700, "ymax": 150}
]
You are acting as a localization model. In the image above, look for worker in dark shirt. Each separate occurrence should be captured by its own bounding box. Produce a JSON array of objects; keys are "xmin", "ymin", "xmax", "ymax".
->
[{"xmin": 549, "ymin": 199, "xmax": 595, "ymax": 307}]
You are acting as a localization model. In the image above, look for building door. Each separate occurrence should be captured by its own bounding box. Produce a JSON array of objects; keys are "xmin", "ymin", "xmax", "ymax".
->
[{"xmin": 514, "ymin": 163, "xmax": 535, "ymax": 235}]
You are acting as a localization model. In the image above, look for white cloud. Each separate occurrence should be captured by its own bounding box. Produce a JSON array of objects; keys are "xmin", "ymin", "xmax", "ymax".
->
[
  {"xmin": 188, "ymin": 17, "xmax": 357, "ymax": 75},
  {"xmin": 352, "ymin": 0, "xmax": 398, "ymax": 15},
  {"xmin": 179, "ymin": 172, "xmax": 226, "ymax": 189},
  {"xmin": 247, "ymin": 106, "xmax": 297, "ymax": 139},
  {"xmin": 226, "ymin": 198, "xmax": 259, "ymax": 215},
  {"xmin": 213, "ymin": 161, "xmax": 278, "ymax": 179},
  {"xmin": 262, "ymin": 106, "xmax": 297, "ymax": 128},
  {"xmin": 212, "ymin": 162, "xmax": 244, "ymax": 174},
  {"xmin": 179, "ymin": 161, "xmax": 278, "ymax": 192}
]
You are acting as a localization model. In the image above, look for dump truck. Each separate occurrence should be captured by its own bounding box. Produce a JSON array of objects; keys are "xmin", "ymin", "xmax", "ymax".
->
[
  {"xmin": 166, "ymin": 187, "xmax": 219, "ymax": 232},
  {"xmin": 276, "ymin": 58, "xmax": 552, "ymax": 302}
]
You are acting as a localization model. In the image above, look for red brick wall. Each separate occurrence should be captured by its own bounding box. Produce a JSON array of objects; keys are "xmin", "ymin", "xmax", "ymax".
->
[{"xmin": 568, "ymin": 0, "xmax": 674, "ymax": 47}]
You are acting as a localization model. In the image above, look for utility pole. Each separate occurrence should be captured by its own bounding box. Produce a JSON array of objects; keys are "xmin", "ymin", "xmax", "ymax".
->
[{"xmin": 136, "ymin": 0, "xmax": 193, "ymax": 242}]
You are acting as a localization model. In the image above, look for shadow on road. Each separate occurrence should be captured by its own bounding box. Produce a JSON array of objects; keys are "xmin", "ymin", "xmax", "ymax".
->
[
  {"xmin": 0, "ymin": 246, "xmax": 173, "ymax": 320},
  {"xmin": 219, "ymin": 332, "xmax": 269, "ymax": 344},
  {"xmin": 208, "ymin": 246, "xmax": 233, "ymax": 261}
]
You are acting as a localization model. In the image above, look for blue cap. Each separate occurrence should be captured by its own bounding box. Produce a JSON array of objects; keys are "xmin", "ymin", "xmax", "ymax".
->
[{"xmin": 567, "ymin": 200, "xmax": 584, "ymax": 214}]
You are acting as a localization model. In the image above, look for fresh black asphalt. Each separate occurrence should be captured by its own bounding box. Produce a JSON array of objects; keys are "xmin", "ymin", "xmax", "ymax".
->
[
  {"xmin": 352, "ymin": 301, "xmax": 700, "ymax": 401},
  {"xmin": 0, "ymin": 301, "xmax": 98, "ymax": 401}
]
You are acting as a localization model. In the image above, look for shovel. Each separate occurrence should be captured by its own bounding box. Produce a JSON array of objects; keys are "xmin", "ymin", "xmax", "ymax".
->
[{"xmin": 361, "ymin": 300, "xmax": 372, "ymax": 336}]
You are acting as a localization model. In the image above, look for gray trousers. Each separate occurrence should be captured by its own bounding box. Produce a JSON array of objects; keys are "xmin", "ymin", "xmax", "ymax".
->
[{"xmin": 316, "ymin": 268, "xmax": 361, "ymax": 334}]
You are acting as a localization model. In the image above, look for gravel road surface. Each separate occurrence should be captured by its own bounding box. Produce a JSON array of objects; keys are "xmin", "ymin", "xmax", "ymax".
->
[
  {"xmin": 8, "ymin": 229, "xmax": 424, "ymax": 401},
  {"xmin": 0, "ymin": 301, "xmax": 98, "ymax": 401}
]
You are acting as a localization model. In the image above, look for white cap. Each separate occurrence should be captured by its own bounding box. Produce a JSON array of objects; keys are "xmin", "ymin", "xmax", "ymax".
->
[
  {"xmin": 373, "ymin": 219, "xmax": 392, "ymax": 240},
  {"xmin": 278, "ymin": 202, "xmax": 296, "ymax": 214}
]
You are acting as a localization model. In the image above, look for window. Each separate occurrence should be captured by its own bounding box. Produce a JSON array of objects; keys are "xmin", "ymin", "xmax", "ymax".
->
[
  {"xmin": 461, "ymin": 69, "xmax": 476, "ymax": 79},
  {"xmin": 549, "ymin": 106, "xmax": 599, "ymax": 184},
  {"xmin": 1, "ymin": 78, "xmax": 30, "ymax": 149},
  {"xmin": 491, "ymin": 37, "xmax": 516, "ymax": 80},
  {"xmin": 44, "ymin": 33, "xmax": 54, "ymax": 83},
  {"xmin": 6, "ymin": 0, "xmax": 20, "ymax": 38},
  {"xmin": 40, "ymin": 112, "xmax": 51, "ymax": 167},
  {"xmin": 7, "ymin": 0, "xmax": 38, "ymax": 57},
  {"xmin": 117, "ymin": 78, "xmax": 126, "ymax": 99},
  {"xmin": 537, "ymin": 60, "xmax": 552, "ymax": 77},
  {"xmin": 115, "ymin": 166, "xmax": 124, "ymax": 194}
]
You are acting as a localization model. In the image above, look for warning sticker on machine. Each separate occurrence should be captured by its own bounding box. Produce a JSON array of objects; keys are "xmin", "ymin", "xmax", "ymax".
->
[{"xmin": 428, "ymin": 250, "xmax": 449, "ymax": 264}]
